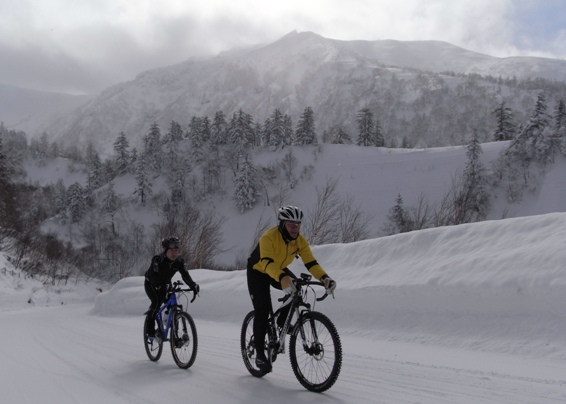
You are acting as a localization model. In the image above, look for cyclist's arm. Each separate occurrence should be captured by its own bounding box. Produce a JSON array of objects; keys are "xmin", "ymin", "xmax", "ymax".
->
[
  {"xmin": 176, "ymin": 257, "xmax": 197, "ymax": 289},
  {"xmin": 297, "ymin": 236, "xmax": 328, "ymax": 280}
]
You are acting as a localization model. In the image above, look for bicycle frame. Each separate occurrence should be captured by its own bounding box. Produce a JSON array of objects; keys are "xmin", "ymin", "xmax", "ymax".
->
[
  {"xmin": 269, "ymin": 274, "xmax": 331, "ymax": 354},
  {"xmin": 153, "ymin": 282, "xmax": 196, "ymax": 340},
  {"xmin": 155, "ymin": 293, "xmax": 179, "ymax": 339}
]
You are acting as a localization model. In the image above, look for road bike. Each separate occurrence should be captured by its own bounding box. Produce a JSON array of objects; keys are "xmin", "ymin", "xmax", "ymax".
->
[
  {"xmin": 143, "ymin": 280, "xmax": 198, "ymax": 369},
  {"xmin": 240, "ymin": 273, "xmax": 342, "ymax": 392}
]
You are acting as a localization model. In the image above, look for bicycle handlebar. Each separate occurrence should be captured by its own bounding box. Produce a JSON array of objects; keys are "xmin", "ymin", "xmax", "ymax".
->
[
  {"xmin": 277, "ymin": 273, "xmax": 334, "ymax": 302},
  {"xmin": 167, "ymin": 281, "xmax": 198, "ymax": 303}
]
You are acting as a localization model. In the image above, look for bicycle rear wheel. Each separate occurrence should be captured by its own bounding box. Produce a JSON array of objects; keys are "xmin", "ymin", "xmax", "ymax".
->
[
  {"xmin": 170, "ymin": 311, "xmax": 198, "ymax": 369},
  {"xmin": 289, "ymin": 311, "xmax": 342, "ymax": 392},
  {"xmin": 143, "ymin": 314, "xmax": 163, "ymax": 361},
  {"xmin": 240, "ymin": 311, "xmax": 268, "ymax": 377}
]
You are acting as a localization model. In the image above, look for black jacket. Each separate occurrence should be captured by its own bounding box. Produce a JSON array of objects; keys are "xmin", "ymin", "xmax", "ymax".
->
[{"xmin": 144, "ymin": 253, "xmax": 196, "ymax": 288}]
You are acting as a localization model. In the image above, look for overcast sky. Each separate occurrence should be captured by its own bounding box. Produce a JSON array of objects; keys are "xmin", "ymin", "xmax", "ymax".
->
[{"xmin": 1, "ymin": 0, "xmax": 565, "ymax": 95}]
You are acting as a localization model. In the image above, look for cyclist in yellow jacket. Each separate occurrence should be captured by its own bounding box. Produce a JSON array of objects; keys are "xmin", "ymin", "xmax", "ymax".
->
[{"xmin": 246, "ymin": 205, "xmax": 337, "ymax": 373}]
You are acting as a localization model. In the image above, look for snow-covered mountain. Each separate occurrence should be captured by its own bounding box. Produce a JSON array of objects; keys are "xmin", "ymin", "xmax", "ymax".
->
[
  {"xmin": 346, "ymin": 38, "xmax": 566, "ymax": 80},
  {"xmin": 0, "ymin": 83, "xmax": 91, "ymax": 135},
  {"xmin": 4, "ymin": 31, "xmax": 566, "ymax": 156}
]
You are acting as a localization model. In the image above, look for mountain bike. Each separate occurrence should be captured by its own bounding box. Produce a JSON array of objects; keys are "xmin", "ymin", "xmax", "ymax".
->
[
  {"xmin": 240, "ymin": 273, "xmax": 342, "ymax": 392},
  {"xmin": 143, "ymin": 280, "xmax": 198, "ymax": 369}
]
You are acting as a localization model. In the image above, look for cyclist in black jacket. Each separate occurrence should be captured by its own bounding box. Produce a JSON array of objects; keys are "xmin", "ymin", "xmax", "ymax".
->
[{"xmin": 144, "ymin": 237, "xmax": 200, "ymax": 337}]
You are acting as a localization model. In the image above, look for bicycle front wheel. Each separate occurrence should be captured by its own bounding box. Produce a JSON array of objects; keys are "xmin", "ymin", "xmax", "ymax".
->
[
  {"xmin": 289, "ymin": 311, "xmax": 342, "ymax": 392},
  {"xmin": 170, "ymin": 311, "xmax": 198, "ymax": 369},
  {"xmin": 144, "ymin": 314, "xmax": 163, "ymax": 361}
]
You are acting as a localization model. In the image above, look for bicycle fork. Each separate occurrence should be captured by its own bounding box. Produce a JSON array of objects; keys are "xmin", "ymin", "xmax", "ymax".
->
[{"xmin": 300, "ymin": 315, "xmax": 325, "ymax": 360}]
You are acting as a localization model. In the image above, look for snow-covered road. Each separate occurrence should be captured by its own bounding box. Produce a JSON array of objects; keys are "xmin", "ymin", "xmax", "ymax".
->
[
  {"xmin": 2, "ymin": 303, "xmax": 564, "ymax": 404},
  {"xmin": 3, "ymin": 212, "xmax": 566, "ymax": 403}
]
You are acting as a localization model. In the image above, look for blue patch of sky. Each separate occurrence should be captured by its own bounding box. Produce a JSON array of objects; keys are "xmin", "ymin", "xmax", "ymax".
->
[{"xmin": 512, "ymin": 0, "xmax": 565, "ymax": 51}]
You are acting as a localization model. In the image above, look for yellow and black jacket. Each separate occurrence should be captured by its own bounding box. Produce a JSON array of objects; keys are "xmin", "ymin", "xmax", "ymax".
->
[{"xmin": 248, "ymin": 226, "xmax": 328, "ymax": 282}]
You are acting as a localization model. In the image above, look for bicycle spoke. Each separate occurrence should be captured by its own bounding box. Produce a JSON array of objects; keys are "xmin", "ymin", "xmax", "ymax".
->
[
  {"xmin": 170, "ymin": 312, "xmax": 197, "ymax": 369},
  {"xmin": 289, "ymin": 312, "xmax": 342, "ymax": 392},
  {"xmin": 143, "ymin": 315, "xmax": 163, "ymax": 361}
]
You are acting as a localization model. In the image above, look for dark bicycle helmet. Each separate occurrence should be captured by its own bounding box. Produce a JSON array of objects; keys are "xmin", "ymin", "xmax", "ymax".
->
[
  {"xmin": 277, "ymin": 205, "xmax": 304, "ymax": 222},
  {"xmin": 161, "ymin": 236, "xmax": 180, "ymax": 250}
]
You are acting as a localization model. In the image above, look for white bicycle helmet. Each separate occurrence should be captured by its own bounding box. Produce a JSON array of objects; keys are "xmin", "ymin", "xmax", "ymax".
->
[{"xmin": 277, "ymin": 205, "xmax": 304, "ymax": 222}]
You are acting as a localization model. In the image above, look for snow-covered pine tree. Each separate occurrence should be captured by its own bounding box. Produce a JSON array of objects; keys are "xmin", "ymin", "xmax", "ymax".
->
[
  {"xmin": 142, "ymin": 122, "xmax": 163, "ymax": 172},
  {"xmin": 281, "ymin": 149, "xmax": 298, "ymax": 189},
  {"xmin": 264, "ymin": 108, "xmax": 285, "ymax": 149},
  {"xmin": 241, "ymin": 111, "xmax": 256, "ymax": 147},
  {"xmin": 30, "ymin": 132, "xmax": 50, "ymax": 160},
  {"xmin": 253, "ymin": 122, "xmax": 262, "ymax": 146},
  {"xmin": 492, "ymin": 102, "xmax": 516, "ymax": 141},
  {"xmin": 282, "ymin": 115, "xmax": 294, "ymax": 146},
  {"xmin": 381, "ymin": 193, "xmax": 411, "ymax": 235},
  {"xmin": 0, "ymin": 136, "xmax": 7, "ymax": 186},
  {"xmin": 67, "ymin": 182, "xmax": 85, "ymax": 223},
  {"xmin": 524, "ymin": 93, "xmax": 553, "ymax": 166},
  {"xmin": 374, "ymin": 116, "xmax": 385, "ymax": 147},
  {"xmin": 133, "ymin": 155, "xmax": 153, "ymax": 205},
  {"xmin": 356, "ymin": 108, "xmax": 375, "ymax": 146},
  {"xmin": 0, "ymin": 136, "xmax": 12, "ymax": 232},
  {"xmin": 294, "ymin": 106, "xmax": 317, "ymax": 145},
  {"xmin": 501, "ymin": 94, "xmax": 552, "ymax": 202},
  {"xmin": 233, "ymin": 155, "xmax": 259, "ymax": 212},
  {"xmin": 458, "ymin": 129, "xmax": 490, "ymax": 223},
  {"xmin": 163, "ymin": 123, "xmax": 182, "ymax": 172},
  {"xmin": 553, "ymin": 99, "xmax": 566, "ymax": 155},
  {"xmin": 84, "ymin": 152, "xmax": 103, "ymax": 208},
  {"xmin": 330, "ymin": 126, "xmax": 352, "ymax": 144},
  {"xmin": 188, "ymin": 116, "xmax": 204, "ymax": 163},
  {"xmin": 86, "ymin": 152, "xmax": 103, "ymax": 191},
  {"xmin": 113, "ymin": 131, "xmax": 130, "ymax": 175},
  {"xmin": 48, "ymin": 139, "xmax": 61, "ymax": 158},
  {"xmin": 101, "ymin": 181, "xmax": 120, "ymax": 216},
  {"xmin": 229, "ymin": 110, "xmax": 255, "ymax": 156},
  {"xmin": 211, "ymin": 111, "xmax": 228, "ymax": 145},
  {"xmin": 261, "ymin": 117, "xmax": 272, "ymax": 146},
  {"xmin": 128, "ymin": 148, "xmax": 138, "ymax": 175},
  {"xmin": 202, "ymin": 150, "xmax": 222, "ymax": 195},
  {"xmin": 164, "ymin": 120, "xmax": 184, "ymax": 143},
  {"xmin": 554, "ymin": 99, "xmax": 566, "ymax": 134},
  {"xmin": 54, "ymin": 179, "xmax": 68, "ymax": 219},
  {"xmin": 101, "ymin": 181, "xmax": 121, "ymax": 236},
  {"xmin": 169, "ymin": 170, "xmax": 186, "ymax": 206}
]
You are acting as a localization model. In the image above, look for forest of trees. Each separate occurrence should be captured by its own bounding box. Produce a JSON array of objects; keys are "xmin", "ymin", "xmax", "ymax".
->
[
  {"xmin": 1, "ymin": 91, "xmax": 565, "ymax": 285},
  {"xmin": 381, "ymin": 92, "xmax": 566, "ymax": 235}
]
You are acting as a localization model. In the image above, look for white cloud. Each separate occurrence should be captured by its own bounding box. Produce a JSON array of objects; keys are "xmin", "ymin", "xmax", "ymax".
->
[{"xmin": 1, "ymin": 0, "xmax": 565, "ymax": 93}]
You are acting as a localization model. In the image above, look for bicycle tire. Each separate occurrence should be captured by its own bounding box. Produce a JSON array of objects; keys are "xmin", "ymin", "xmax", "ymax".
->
[
  {"xmin": 143, "ymin": 314, "xmax": 163, "ymax": 361},
  {"xmin": 240, "ymin": 311, "xmax": 268, "ymax": 377},
  {"xmin": 170, "ymin": 311, "xmax": 198, "ymax": 369},
  {"xmin": 289, "ymin": 311, "xmax": 342, "ymax": 392}
]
